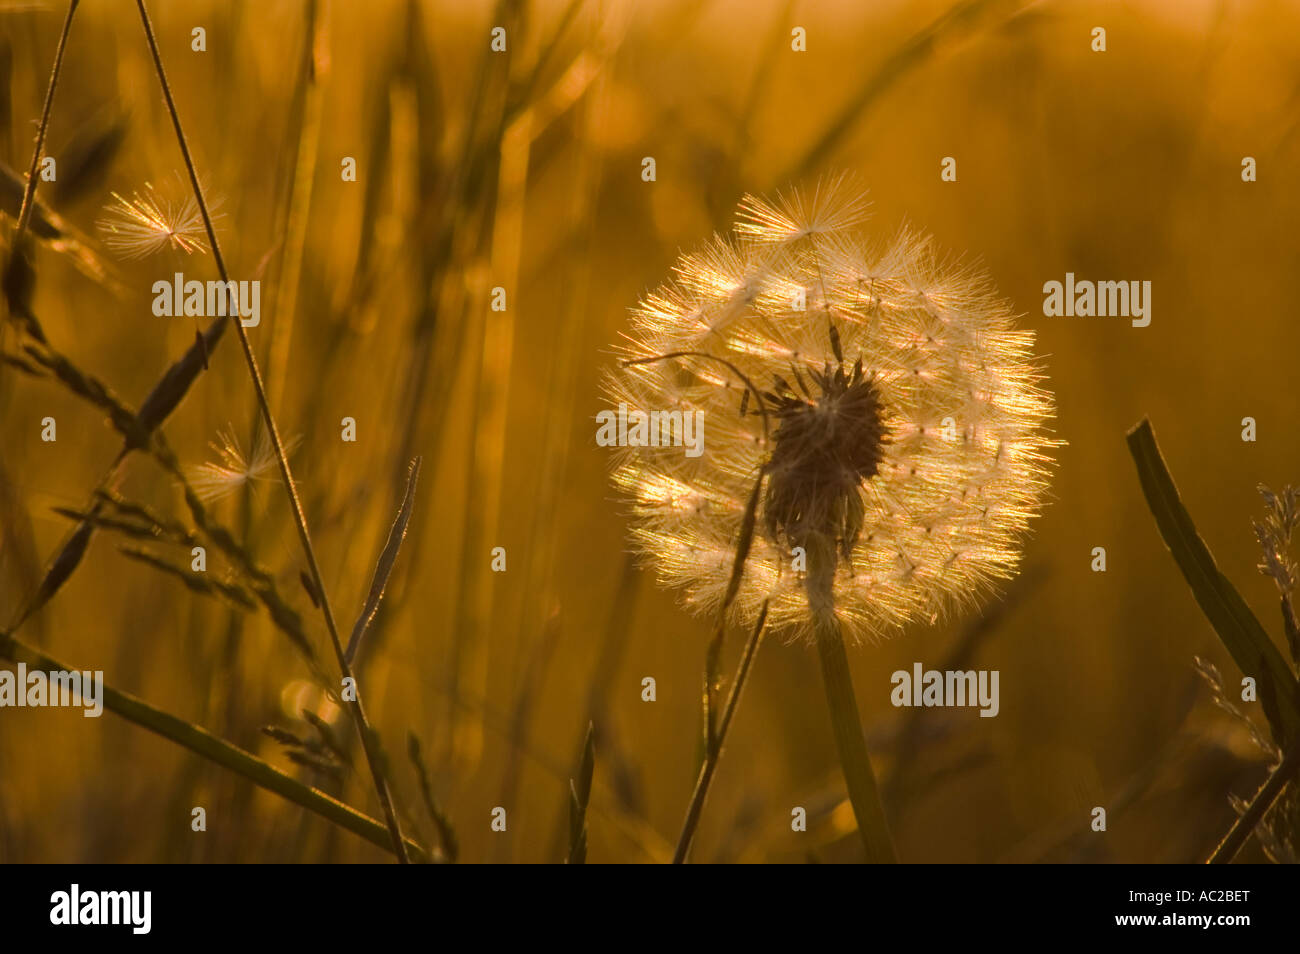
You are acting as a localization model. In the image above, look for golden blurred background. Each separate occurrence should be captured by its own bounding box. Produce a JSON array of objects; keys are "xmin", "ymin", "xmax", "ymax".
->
[{"xmin": 2, "ymin": 0, "xmax": 1299, "ymax": 863}]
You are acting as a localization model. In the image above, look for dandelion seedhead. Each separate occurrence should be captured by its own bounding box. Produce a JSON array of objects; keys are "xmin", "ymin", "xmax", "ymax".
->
[
  {"xmin": 187, "ymin": 424, "xmax": 300, "ymax": 503},
  {"xmin": 96, "ymin": 178, "xmax": 220, "ymax": 260},
  {"xmin": 606, "ymin": 175, "xmax": 1058, "ymax": 643}
]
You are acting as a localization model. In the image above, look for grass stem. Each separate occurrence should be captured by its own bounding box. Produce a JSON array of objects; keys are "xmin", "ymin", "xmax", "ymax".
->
[
  {"xmin": 0, "ymin": 629, "xmax": 427, "ymax": 861},
  {"xmin": 672, "ymin": 601, "xmax": 768, "ymax": 863},
  {"xmin": 14, "ymin": 0, "xmax": 79, "ymax": 239},
  {"xmin": 134, "ymin": 0, "xmax": 409, "ymax": 862},
  {"xmin": 1207, "ymin": 743, "xmax": 1300, "ymax": 863}
]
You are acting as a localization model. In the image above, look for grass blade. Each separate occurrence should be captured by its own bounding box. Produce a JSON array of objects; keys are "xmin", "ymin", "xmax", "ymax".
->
[
  {"xmin": 15, "ymin": 518, "xmax": 95, "ymax": 627},
  {"xmin": 781, "ymin": 0, "xmax": 1011, "ymax": 184},
  {"xmin": 135, "ymin": 318, "xmax": 228, "ymax": 436},
  {"xmin": 0, "ymin": 630, "xmax": 428, "ymax": 861},
  {"xmin": 118, "ymin": 545, "xmax": 257, "ymax": 610},
  {"xmin": 346, "ymin": 457, "xmax": 422, "ymax": 664},
  {"xmin": 1127, "ymin": 418, "xmax": 1300, "ymax": 747},
  {"xmin": 1207, "ymin": 742, "xmax": 1300, "ymax": 863},
  {"xmin": 567, "ymin": 721, "xmax": 595, "ymax": 864},
  {"xmin": 407, "ymin": 732, "xmax": 459, "ymax": 862},
  {"xmin": 135, "ymin": 0, "xmax": 410, "ymax": 862},
  {"xmin": 0, "ymin": 160, "xmax": 122, "ymax": 291},
  {"xmin": 674, "ymin": 600, "xmax": 769, "ymax": 863}
]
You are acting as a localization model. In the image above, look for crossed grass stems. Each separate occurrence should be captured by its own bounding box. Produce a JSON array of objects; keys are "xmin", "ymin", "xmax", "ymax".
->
[
  {"xmin": 3, "ymin": 0, "xmax": 618, "ymax": 866},
  {"xmin": 4, "ymin": 1, "xmax": 1295, "ymax": 865},
  {"xmin": 3, "ymin": 0, "xmax": 420, "ymax": 862},
  {"xmin": 0, "ymin": 0, "xmax": 941, "ymax": 866}
]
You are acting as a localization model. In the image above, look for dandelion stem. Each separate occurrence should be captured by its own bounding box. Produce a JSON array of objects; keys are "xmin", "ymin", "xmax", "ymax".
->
[
  {"xmin": 673, "ymin": 601, "xmax": 768, "ymax": 863},
  {"xmin": 135, "ymin": 0, "xmax": 410, "ymax": 862},
  {"xmin": 816, "ymin": 619, "xmax": 897, "ymax": 862},
  {"xmin": 806, "ymin": 533, "xmax": 897, "ymax": 863}
]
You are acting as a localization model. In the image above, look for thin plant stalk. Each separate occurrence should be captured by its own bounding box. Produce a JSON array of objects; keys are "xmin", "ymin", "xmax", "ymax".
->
[
  {"xmin": 0, "ymin": 629, "xmax": 427, "ymax": 861},
  {"xmin": 265, "ymin": 0, "xmax": 327, "ymax": 412},
  {"xmin": 134, "ymin": 0, "xmax": 408, "ymax": 862},
  {"xmin": 672, "ymin": 601, "xmax": 769, "ymax": 863},
  {"xmin": 781, "ymin": 0, "xmax": 1005, "ymax": 184},
  {"xmin": 14, "ymin": 0, "xmax": 79, "ymax": 239},
  {"xmin": 567, "ymin": 721, "xmax": 596, "ymax": 864},
  {"xmin": 620, "ymin": 352, "xmax": 770, "ymax": 751},
  {"xmin": 548, "ymin": 552, "xmax": 637, "ymax": 858},
  {"xmin": 621, "ymin": 353, "xmax": 769, "ymax": 748},
  {"xmin": 703, "ymin": 472, "xmax": 765, "ymax": 747},
  {"xmin": 630, "ymin": 354, "xmax": 772, "ymax": 862},
  {"xmin": 806, "ymin": 533, "xmax": 897, "ymax": 863},
  {"xmin": 1207, "ymin": 742, "xmax": 1300, "ymax": 863},
  {"xmin": 1128, "ymin": 418, "xmax": 1300, "ymax": 861},
  {"xmin": 1127, "ymin": 418, "xmax": 1300, "ymax": 744},
  {"xmin": 816, "ymin": 615, "xmax": 898, "ymax": 863}
]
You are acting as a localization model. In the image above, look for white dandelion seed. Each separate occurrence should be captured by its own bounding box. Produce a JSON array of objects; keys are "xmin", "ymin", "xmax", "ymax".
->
[
  {"xmin": 605, "ymin": 175, "xmax": 1059, "ymax": 644},
  {"xmin": 96, "ymin": 178, "xmax": 221, "ymax": 260},
  {"xmin": 187, "ymin": 425, "xmax": 301, "ymax": 503}
]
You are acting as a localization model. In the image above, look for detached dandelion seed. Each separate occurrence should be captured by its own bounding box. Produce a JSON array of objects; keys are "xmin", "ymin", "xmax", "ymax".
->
[
  {"xmin": 607, "ymin": 175, "xmax": 1059, "ymax": 861},
  {"xmin": 96, "ymin": 179, "xmax": 220, "ymax": 260},
  {"xmin": 187, "ymin": 425, "xmax": 301, "ymax": 503},
  {"xmin": 608, "ymin": 175, "xmax": 1058, "ymax": 643}
]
